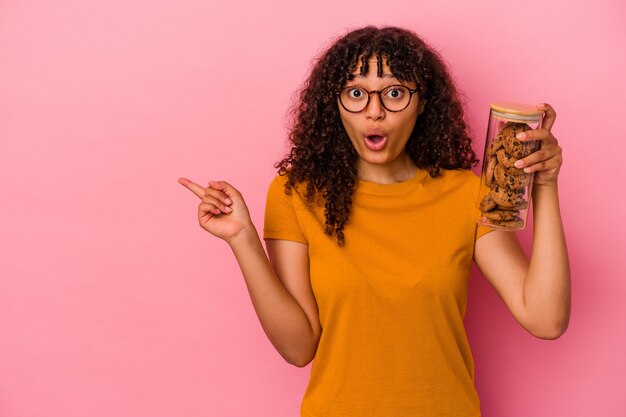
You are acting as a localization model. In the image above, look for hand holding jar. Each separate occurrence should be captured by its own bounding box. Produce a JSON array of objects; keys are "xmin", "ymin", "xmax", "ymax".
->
[{"xmin": 477, "ymin": 102, "xmax": 562, "ymax": 231}]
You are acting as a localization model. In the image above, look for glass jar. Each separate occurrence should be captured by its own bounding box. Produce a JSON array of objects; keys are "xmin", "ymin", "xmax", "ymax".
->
[{"xmin": 477, "ymin": 102, "xmax": 544, "ymax": 231}]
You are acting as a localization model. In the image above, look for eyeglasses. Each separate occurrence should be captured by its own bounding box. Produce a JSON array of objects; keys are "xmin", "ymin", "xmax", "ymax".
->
[{"xmin": 336, "ymin": 84, "xmax": 419, "ymax": 113}]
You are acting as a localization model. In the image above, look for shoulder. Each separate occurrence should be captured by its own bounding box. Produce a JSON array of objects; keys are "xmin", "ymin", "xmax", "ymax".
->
[
  {"xmin": 267, "ymin": 173, "xmax": 292, "ymax": 202},
  {"xmin": 267, "ymin": 171, "xmax": 317, "ymax": 210},
  {"xmin": 435, "ymin": 168, "xmax": 481, "ymax": 192},
  {"xmin": 269, "ymin": 170, "xmax": 310, "ymax": 196},
  {"xmin": 439, "ymin": 167, "xmax": 480, "ymax": 180},
  {"xmin": 269, "ymin": 172, "xmax": 288, "ymax": 190}
]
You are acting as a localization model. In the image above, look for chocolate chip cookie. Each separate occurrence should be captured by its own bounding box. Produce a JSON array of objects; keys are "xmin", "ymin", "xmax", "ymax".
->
[
  {"xmin": 489, "ymin": 183, "xmax": 525, "ymax": 208},
  {"xmin": 483, "ymin": 209, "xmax": 520, "ymax": 221},
  {"xmin": 496, "ymin": 148, "xmax": 525, "ymax": 175},
  {"xmin": 479, "ymin": 194, "xmax": 497, "ymax": 212},
  {"xmin": 483, "ymin": 216, "xmax": 525, "ymax": 229},
  {"xmin": 501, "ymin": 122, "xmax": 534, "ymax": 159},
  {"xmin": 496, "ymin": 201, "xmax": 528, "ymax": 211},
  {"xmin": 485, "ymin": 156, "xmax": 498, "ymax": 188},
  {"xmin": 487, "ymin": 132, "xmax": 504, "ymax": 156},
  {"xmin": 494, "ymin": 163, "xmax": 529, "ymax": 190}
]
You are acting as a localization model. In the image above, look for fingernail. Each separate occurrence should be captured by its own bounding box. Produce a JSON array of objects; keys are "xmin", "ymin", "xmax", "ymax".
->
[
  {"xmin": 225, "ymin": 206, "xmax": 233, "ymax": 211},
  {"xmin": 514, "ymin": 160, "xmax": 523, "ymax": 168},
  {"xmin": 516, "ymin": 132, "xmax": 526, "ymax": 140},
  {"xmin": 523, "ymin": 167, "xmax": 531, "ymax": 173},
  {"xmin": 225, "ymin": 198, "xmax": 232, "ymax": 204}
]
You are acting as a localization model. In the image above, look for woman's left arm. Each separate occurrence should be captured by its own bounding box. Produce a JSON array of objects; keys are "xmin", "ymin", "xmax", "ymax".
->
[{"xmin": 473, "ymin": 103, "xmax": 571, "ymax": 339}]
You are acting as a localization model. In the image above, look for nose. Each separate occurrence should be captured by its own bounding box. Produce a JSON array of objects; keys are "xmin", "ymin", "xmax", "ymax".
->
[{"xmin": 365, "ymin": 92, "xmax": 385, "ymax": 120}]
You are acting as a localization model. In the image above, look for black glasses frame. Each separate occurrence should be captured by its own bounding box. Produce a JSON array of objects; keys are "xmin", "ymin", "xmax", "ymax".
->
[{"xmin": 335, "ymin": 84, "xmax": 419, "ymax": 113}]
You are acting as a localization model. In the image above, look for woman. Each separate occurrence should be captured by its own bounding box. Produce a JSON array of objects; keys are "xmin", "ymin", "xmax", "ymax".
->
[{"xmin": 179, "ymin": 26, "xmax": 570, "ymax": 417}]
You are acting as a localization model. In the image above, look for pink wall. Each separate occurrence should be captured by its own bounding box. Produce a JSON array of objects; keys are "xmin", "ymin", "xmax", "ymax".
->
[{"xmin": 1, "ymin": 0, "xmax": 624, "ymax": 416}]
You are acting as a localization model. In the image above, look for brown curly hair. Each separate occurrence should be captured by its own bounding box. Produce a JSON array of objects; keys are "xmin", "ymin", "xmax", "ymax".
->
[{"xmin": 274, "ymin": 25, "xmax": 479, "ymax": 247}]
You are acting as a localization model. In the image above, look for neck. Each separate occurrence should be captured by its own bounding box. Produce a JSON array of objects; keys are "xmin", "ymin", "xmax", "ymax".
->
[{"xmin": 356, "ymin": 155, "xmax": 418, "ymax": 184}]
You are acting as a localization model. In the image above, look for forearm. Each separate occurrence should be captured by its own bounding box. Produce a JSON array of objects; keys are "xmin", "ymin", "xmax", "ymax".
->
[
  {"xmin": 524, "ymin": 183, "xmax": 571, "ymax": 338},
  {"xmin": 227, "ymin": 225, "xmax": 316, "ymax": 366}
]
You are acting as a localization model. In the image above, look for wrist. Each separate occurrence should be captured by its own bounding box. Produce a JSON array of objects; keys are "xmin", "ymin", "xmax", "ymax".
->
[
  {"xmin": 227, "ymin": 223, "xmax": 258, "ymax": 247},
  {"xmin": 531, "ymin": 181, "xmax": 560, "ymax": 206},
  {"xmin": 532, "ymin": 180, "xmax": 558, "ymax": 193}
]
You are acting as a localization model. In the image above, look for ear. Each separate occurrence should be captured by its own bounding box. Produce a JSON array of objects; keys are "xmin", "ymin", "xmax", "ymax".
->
[{"xmin": 418, "ymin": 99, "xmax": 427, "ymax": 115}]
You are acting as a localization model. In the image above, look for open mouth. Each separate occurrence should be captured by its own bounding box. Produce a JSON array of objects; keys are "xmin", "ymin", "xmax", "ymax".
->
[{"xmin": 364, "ymin": 135, "xmax": 387, "ymax": 150}]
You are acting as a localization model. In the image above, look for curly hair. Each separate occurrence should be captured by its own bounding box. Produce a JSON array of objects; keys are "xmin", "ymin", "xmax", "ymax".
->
[{"xmin": 274, "ymin": 25, "xmax": 479, "ymax": 247}]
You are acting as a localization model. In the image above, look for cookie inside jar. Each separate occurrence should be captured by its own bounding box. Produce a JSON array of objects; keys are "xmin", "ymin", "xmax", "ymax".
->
[{"xmin": 477, "ymin": 102, "xmax": 544, "ymax": 231}]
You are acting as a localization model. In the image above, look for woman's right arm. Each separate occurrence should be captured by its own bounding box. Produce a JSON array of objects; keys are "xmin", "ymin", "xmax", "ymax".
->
[
  {"xmin": 228, "ymin": 228, "xmax": 321, "ymax": 367},
  {"xmin": 178, "ymin": 177, "xmax": 320, "ymax": 367}
]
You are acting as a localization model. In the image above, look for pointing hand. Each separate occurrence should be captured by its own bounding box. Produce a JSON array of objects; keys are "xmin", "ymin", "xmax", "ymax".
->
[{"xmin": 178, "ymin": 178, "xmax": 254, "ymax": 244}]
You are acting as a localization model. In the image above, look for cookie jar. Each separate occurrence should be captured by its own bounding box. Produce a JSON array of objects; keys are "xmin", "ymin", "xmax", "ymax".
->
[{"xmin": 476, "ymin": 102, "xmax": 544, "ymax": 231}]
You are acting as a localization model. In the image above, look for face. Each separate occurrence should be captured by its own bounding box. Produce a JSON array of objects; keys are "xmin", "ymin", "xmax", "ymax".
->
[{"xmin": 337, "ymin": 55, "xmax": 426, "ymax": 171}]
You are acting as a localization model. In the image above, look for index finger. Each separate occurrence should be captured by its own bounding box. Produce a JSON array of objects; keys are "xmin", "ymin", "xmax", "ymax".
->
[
  {"xmin": 178, "ymin": 177, "xmax": 206, "ymax": 199},
  {"xmin": 538, "ymin": 103, "xmax": 556, "ymax": 131}
]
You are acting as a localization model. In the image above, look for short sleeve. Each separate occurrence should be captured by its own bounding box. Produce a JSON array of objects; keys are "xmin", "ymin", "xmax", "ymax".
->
[
  {"xmin": 475, "ymin": 221, "xmax": 496, "ymax": 241},
  {"xmin": 263, "ymin": 175, "xmax": 309, "ymax": 244}
]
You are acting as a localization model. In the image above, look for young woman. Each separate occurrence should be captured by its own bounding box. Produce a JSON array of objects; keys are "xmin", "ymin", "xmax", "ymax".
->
[{"xmin": 179, "ymin": 26, "xmax": 570, "ymax": 417}]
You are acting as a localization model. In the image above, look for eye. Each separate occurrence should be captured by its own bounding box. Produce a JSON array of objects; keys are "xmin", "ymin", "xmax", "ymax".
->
[
  {"xmin": 346, "ymin": 87, "xmax": 367, "ymax": 100},
  {"xmin": 384, "ymin": 86, "xmax": 406, "ymax": 100}
]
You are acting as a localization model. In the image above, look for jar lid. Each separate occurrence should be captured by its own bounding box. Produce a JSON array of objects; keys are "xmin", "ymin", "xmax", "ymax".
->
[{"xmin": 490, "ymin": 101, "xmax": 543, "ymax": 123}]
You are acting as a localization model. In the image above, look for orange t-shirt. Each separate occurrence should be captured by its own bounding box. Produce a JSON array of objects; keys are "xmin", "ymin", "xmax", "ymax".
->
[{"xmin": 263, "ymin": 168, "xmax": 495, "ymax": 417}]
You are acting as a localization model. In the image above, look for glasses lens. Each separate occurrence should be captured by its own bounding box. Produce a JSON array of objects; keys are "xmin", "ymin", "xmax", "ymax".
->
[
  {"xmin": 380, "ymin": 85, "xmax": 411, "ymax": 111},
  {"xmin": 339, "ymin": 87, "xmax": 369, "ymax": 112}
]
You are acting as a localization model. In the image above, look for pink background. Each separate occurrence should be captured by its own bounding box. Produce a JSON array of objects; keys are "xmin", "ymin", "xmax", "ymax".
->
[{"xmin": 1, "ymin": 0, "xmax": 624, "ymax": 416}]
